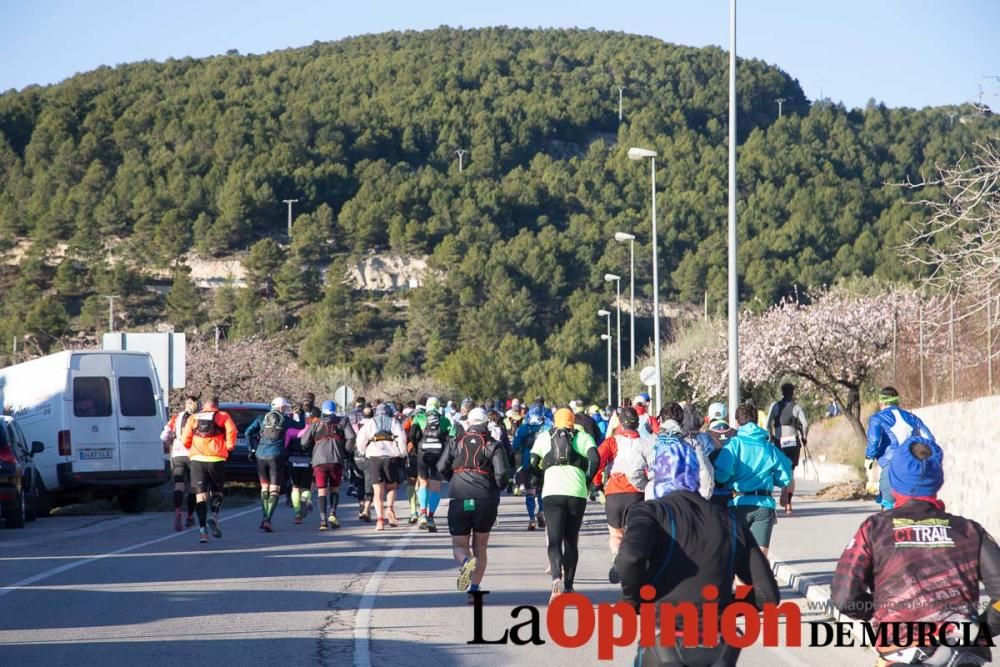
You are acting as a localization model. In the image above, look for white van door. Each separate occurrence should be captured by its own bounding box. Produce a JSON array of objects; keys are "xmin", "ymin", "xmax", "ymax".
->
[
  {"xmin": 68, "ymin": 353, "xmax": 121, "ymax": 472},
  {"xmin": 111, "ymin": 354, "xmax": 166, "ymax": 472}
]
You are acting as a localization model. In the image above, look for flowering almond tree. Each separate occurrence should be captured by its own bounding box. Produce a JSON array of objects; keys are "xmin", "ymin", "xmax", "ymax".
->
[{"xmin": 741, "ymin": 287, "xmax": 921, "ymax": 445}]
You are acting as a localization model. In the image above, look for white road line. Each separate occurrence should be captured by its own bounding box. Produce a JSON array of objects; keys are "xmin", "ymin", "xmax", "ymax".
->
[
  {"xmin": 352, "ymin": 526, "xmax": 419, "ymax": 667},
  {"xmin": 0, "ymin": 505, "xmax": 259, "ymax": 599}
]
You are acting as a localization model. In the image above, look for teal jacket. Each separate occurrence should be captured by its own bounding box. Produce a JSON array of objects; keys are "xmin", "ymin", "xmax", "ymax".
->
[{"xmin": 713, "ymin": 422, "xmax": 793, "ymax": 509}]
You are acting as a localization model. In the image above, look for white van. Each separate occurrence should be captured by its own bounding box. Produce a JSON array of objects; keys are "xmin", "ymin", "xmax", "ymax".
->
[{"xmin": 0, "ymin": 350, "xmax": 169, "ymax": 513}]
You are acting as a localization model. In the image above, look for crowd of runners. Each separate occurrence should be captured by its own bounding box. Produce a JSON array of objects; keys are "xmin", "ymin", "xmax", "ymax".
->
[{"xmin": 161, "ymin": 385, "xmax": 1000, "ymax": 666}]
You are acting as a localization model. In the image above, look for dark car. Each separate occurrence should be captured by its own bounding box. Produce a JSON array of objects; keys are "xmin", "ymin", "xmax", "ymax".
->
[
  {"xmin": 0, "ymin": 416, "xmax": 44, "ymax": 528},
  {"xmin": 220, "ymin": 402, "xmax": 269, "ymax": 483}
]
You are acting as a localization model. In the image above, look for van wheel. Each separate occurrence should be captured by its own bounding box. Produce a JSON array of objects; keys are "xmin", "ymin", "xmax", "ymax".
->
[
  {"xmin": 118, "ymin": 488, "xmax": 149, "ymax": 514},
  {"xmin": 4, "ymin": 490, "xmax": 26, "ymax": 528}
]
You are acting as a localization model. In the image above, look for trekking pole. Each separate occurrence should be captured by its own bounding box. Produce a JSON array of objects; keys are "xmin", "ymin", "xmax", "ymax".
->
[{"xmin": 801, "ymin": 441, "xmax": 819, "ymax": 482}]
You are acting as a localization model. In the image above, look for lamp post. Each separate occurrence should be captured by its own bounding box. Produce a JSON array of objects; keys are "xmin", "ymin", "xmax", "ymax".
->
[
  {"xmin": 598, "ymin": 310, "xmax": 612, "ymax": 408},
  {"xmin": 727, "ymin": 0, "xmax": 741, "ymax": 420},
  {"xmin": 604, "ymin": 273, "xmax": 622, "ymax": 406},
  {"xmin": 614, "ymin": 232, "xmax": 636, "ymax": 368},
  {"xmin": 627, "ymin": 146, "xmax": 661, "ymax": 413}
]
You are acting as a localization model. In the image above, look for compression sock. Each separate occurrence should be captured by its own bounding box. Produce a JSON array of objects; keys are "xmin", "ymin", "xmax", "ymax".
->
[
  {"xmin": 301, "ymin": 490, "xmax": 311, "ymax": 507},
  {"xmin": 319, "ymin": 494, "xmax": 328, "ymax": 518},
  {"xmin": 537, "ymin": 496, "xmax": 544, "ymax": 514},
  {"xmin": 330, "ymin": 491, "xmax": 340, "ymax": 515},
  {"xmin": 417, "ymin": 487, "xmax": 429, "ymax": 514},
  {"xmin": 469, "ymin": 583, "xmax": 480, "ymax": 592},
  {"xmin": 260, "ymin": 489, "xmax": 269, "ymax": 517},
  {"xmin": 187, "ymin": 493, "xmax": 196, "ymax": 517},
  {"xmin": 173, "ymin": 490, "xmax": 183, "ymax": 510},
  {"xmin": 408, "ymin": 484, "xmax": 418, "ymax": 515},
  {"xmin": 291, "ymin": 488, "xmax": 302, "ymax": 514},
  {"xmin": 428, "ymin": 491, "xmax": 441, "ymax": 515},
  {"xmin": 526, "ymin": 496, "xmax": 536, "ymax": 521},
  {"xmin": 210, "ymin": 494, "xmax": 223, "ymax": 515},
  {"xmin": 266, "ymin": 492, "xmax": 279, "ymax": 520},
  {"xmin": 196, "ymin": 501, "xmax": 208, "ymax": 529}
]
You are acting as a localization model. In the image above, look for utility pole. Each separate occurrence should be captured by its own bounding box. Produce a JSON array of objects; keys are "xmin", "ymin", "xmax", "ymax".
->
[
  {"xmin": 775, "ymin": 97, "xmax": 786, "ymax": 118},
  {"xmin": 947, "ymin": 111, "xmax": 958, "ymax": 126},
  {"xmin": 106, "ymin": 295, "xmax": 119, "ymax": 332},
  {"xmin": 214, "ymin": 325, "xmax": 221, "ymax": 353},
  {"xmin": 618, "ymin": 86, "xmax": 625, "ymax": 121},
  {"xmin": 455, "ymin": 149, "xmax": 467, "ymax": 173},
  {"xmin": 282, "ymin": 198, "xmax": 299, "ymax": 241}
]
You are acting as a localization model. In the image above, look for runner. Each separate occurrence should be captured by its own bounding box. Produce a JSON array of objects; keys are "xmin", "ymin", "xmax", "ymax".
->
[
  {"xmin": 348, "ymin": 400, "xmax": 375, "ymax": 521},
  {"xmin": 284, "ymin": 418, "xmax": 314, "ymax": 525},
  {"xmin": 568, "ymin": 400, "xmax": 602, "ymax": 444},
  {"xmin": 180, "ymin": 395, "xmax": 237, "ymax": 544},
  {"xmin": 694, "ymin": 402, "xmax": 738, "ymax": 509},
  {"xmin": 632, "ymin": 395, "xmax": 659, "ymax": 436},
  {"xmin": 512, "ymin": 405, "xmax": 550, "ymax": 530},
  {"xmin": 408, "ymin": 397, "xmax": 454, "ymax": 532},
  {"xmin": 356, "ymin": 402, "xmax": 407, "ymax": 531},
  {"xmin": 619, "ymin": 432, "xmax": 780, "ymax": 666},
  {"xmin": 300, "ymin": 400, "xmax": 349, "ymax": 530},
  {"xmin": 530, "ymin": 408, "xmax": 599, "ymax": 601},
  {"xmin": 504, "ymin": 398, "xmax": 524, "ymax": 434},
  {"xmin": 401, "ymin": 401, "xmax": 420, "ymax": 524},
  {"xmin": 246, "ymin": 397, "xmax": 295, "ymax": 532},
  {"xmin": 437, "ymin": 407, "xmax": 511, "ymax": 602},
  {"xmin": 766, "ymin": 383, "xmax": 809, "ymax": 514},
  {"xmin": 592, "ymin": 406, "xmax": 655, "ymax": 584},
  {"xmin": 865, "ymin": 386, "xmax": 935, "ymax": 511},
  {"xmin": 160, "ymin": 395, "xmax": 199, "ymax": 531},
  {"xmin": 713, "ymin": 403, "xmax": 793, "ymax": 556},
  {"xmin": 653, "ymin": 402, "xmax": 714, "ymax": 501},
  {"xmin": 832, "ymin": 436, "xmax": 1000, "ymax": 666}
]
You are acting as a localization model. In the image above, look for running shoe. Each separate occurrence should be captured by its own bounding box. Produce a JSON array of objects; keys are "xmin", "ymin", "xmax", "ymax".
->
[
  {"xmin": 528, "ymin": 520, "xmax": 537, "ymax": 531},
  {"xmin": 375, "ymin": 518, "xmax": 385, "ymax": 531},
  {"xmin": 608, "ymin": 563, "xmax": 622, "ymax": 585},
  {"xmin": 426, "ymin": 517, "xmax": 438, "ymax": 533},
  {"xmin": 550, "ymin": 578, "xmax": 564, "ymax": 603},
  {"xmin": 185, "ymin": 514, "xmax": 195, "ymax": 527},
  {"xmin": 262, "ymin": 519, "xmax": 273, "ymax": 533},
  {"xmin": 457, "ymin": 556, "xmax": 478, "ymax": 591},
  {"xmin": 174, "ymin": 510, "xmax": 183, "ymax": 532},
  {"xmin": 545, "ymin": 563, "xmax": 551, "ymax": 575},
  {"xmin": 294, "ymin": 514, "xmax": 304, "ymax": 525},
  {"xmin": 319, "ymin": 521, "xmax": 328, "ymax": 531},
  {"xmin": 537, "ymin": 513, "xmax": 546, "ymax": 528},
  {"xmin": 199, "ymin": 529, "xmax": 209, "ymax": 543},
  {"xmin": 408, "ymin": 512, "xmax": 420, "ymax": 525},
  {"xmin": 328, "ymin": 515, "xmax": 340, "ymax": 529},
  {"xmin": 359, "ymin": 508, "xmax": 371, "ymax": 522},
  {"xmin": 386, "ymin": 509, "xmax": 399, "ymax": 528},
  {"xmin": 418, "ymin": 515, "xmax": 429, "ymax": 530},
  {"xmin": 208, "ymin": 514, "xmax": 222, "ymax": 539}
]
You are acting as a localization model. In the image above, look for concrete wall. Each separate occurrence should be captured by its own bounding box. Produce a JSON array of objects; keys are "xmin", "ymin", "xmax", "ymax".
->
[{"xmin": 915, "ymin": 396, "xmax": 1000, "ymax": 537}]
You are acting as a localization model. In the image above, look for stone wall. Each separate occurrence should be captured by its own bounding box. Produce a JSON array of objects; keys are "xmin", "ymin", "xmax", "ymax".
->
[{"xmin": 915, "ymin": 396, "xmax": 1000, "ymax": 537}]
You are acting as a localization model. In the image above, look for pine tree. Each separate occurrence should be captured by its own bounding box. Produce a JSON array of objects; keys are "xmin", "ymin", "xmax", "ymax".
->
[
  {"xmin": 53, "ymin": 258, "xmax": 88, "ymax": 297},
  {"xmin": 275, "ymin": 256, "xmax": 320, "ymax": 311},
  {"xmin": 25, "ymin": 296, "xmax": 69, "ymax": 353},
  {"xmin": 242, "ymin": 238, "xmax": 284, "ymax": 297},
  {"xmin": 165, "ymin": 267, "xmax": 202, "ymax": 329},
  {"xmin": 300, "ymin": 260, "xmax": 352, "ymax": 367}
]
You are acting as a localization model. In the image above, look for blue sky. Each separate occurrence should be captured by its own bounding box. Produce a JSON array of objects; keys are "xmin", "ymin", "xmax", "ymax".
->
[{"xmin": 2, "ymin": 0, "xmax": 998, "ymax": 109}]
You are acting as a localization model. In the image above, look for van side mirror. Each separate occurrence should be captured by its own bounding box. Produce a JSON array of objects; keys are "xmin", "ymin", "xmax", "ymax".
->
[{"xmin": 31, "ymin": 441, "xmax": 44, "ymax": 455}]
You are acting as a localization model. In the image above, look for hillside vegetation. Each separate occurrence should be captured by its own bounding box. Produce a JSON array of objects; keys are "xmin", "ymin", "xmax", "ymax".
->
[{"xmin": 0, "ymin": 27, "xmax": 996, "ymax": 399}]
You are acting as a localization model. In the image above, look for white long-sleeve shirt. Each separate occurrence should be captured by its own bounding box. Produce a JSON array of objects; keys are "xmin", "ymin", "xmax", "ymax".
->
[{"xmin": 356, "ymin": 414, "xmax": 407, "ymax": 459}]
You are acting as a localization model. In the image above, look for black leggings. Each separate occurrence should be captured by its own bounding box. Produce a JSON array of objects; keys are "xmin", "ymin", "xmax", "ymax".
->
[{"xmin": 544, "ymin": 495, "xmax": 587, "ymax": 590}]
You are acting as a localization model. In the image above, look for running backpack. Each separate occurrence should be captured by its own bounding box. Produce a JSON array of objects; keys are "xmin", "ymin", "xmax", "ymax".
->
[
  {"xmin": 454, "ymin": 430, "xmax": 494, "ymax": 475},
  {"xmin": 195, "ymin": 411, "xmax": 223, "ymax": 437},
  {"xmin": 421, "ymin": 411, "xmax": 443, "ymax": 451},
  {"xmin": 260, "ymin": 410, "xmax": 285, "ymax": 442},
  {"xmin": 543, "ymin": 428, "xmax": 587, "ymax": 471}
]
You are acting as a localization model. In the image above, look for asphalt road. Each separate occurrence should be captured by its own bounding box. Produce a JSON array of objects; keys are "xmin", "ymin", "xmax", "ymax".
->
[{"xmin": 0, "ymin": 489, "xmax": 874, "ymax": 666}]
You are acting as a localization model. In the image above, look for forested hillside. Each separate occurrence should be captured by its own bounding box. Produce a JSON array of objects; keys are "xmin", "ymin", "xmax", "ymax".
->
[{"xmin": 0, "ymin": 27, "xmax": 996, "ymax": 399}]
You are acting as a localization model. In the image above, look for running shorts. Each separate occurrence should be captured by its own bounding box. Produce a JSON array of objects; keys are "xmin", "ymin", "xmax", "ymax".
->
[
  {"xmin": 313, "ymin": 463, "xmax": 343, "ymax": 489},
  {"xmin": 191, "ymin": 460, "xmax": 225, "ymax": 494},
  {"xmin": 605, "ymin": 491, "xmax": 643, "ymax": 529},
  {"xmin": 288, "ymin": 456, "xmax": 313, "ymax": 488},
  {"xmin": 733, "ymin": 505, "xmax": 777, "ymax": 549},
  {"xmin": 417, "ymin": 452, "xmax": 443, "ymax": 481},
  {"xmin": 780, "ymin": 444, "xmax": 801, "ymax": 468},
  {"xmin": 368, "ymin": 456, "xmax": 400, "ymax": 485},
  {"xmin": 257, "ymin": 457, "xmax": 284, "ymax": 486},
  {"xmin": 447, "ymin": 496, "xmax": 500, "ymax": 536},
  {"xmin": 171, "ymin": 456, "xmax": 191, "ymax": 484}
]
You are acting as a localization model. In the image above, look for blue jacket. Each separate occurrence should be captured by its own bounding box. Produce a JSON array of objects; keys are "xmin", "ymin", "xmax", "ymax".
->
[
  {"xmin": 513, "ymin": 421, "xmax": 549, "ymax": 452},
  {"xmin": 865, "ymin": 407, "xmax": 934, "ymax": 467},
  {"xmin": 246, "ymin": 412, "xmax": 297, "ymax": 460},
  {"xmin": 713, "ymin": 422, "xmax": 793, "ymax": 509}
]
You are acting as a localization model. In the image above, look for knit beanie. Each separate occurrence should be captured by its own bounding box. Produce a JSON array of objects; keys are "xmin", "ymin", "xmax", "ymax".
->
[{"xmin": 889, "ymin": 436, "xmax": 943, "ymax": 497}]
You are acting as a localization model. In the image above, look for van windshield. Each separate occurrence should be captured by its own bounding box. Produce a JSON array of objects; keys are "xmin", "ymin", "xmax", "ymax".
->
[{"xmin": 73, "ymin": 377, "xmax": 112, "ymax": 417}]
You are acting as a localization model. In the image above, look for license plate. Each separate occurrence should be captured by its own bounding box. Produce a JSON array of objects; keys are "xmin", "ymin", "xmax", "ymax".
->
[{"xmin": 80, "ymin": 448, "xmax": 114, "ymax": 460}]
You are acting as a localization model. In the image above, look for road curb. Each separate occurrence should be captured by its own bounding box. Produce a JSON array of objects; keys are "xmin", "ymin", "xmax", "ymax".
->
[{"xmin": 768, "ymin": 551, "xmax": 870, "ymax": 635}]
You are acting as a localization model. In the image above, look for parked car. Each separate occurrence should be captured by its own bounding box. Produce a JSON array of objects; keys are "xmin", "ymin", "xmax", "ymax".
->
[
  {"xmin": 219, "ymin": 402, "xmax": 269, "ymax": 483},
  {"xmin": 0, "ymin": 415, "xmax": 45, "ymax": 528}
]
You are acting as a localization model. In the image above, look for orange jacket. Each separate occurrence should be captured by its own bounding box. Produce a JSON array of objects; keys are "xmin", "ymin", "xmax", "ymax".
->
[{"xmin": 182, "ymin": 409, "xmax": 237, "ymax": 460}]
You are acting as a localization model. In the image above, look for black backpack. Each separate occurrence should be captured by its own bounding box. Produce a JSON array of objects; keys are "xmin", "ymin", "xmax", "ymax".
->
[
  {"xmin": 543, "ymin": 428, "xmax": 587, "ymax": 471},
  {"xmin": 453, "ymin": 430, "xmax": 494, "ymax": 475},
  {"xmin": 260, "ymin": 410, "xmax": 285, "ymax": 442},
  {"xmin": 421, "ymin": 412, "xmax": 443, "ymax": 451},
  {"xmin": 195, "ymin": 411, "xmax": 223, "ymax": 437}
]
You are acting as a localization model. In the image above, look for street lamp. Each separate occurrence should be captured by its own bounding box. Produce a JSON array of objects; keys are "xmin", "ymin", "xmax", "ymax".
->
[
  {"xmin": 726, "ymin": 0, "xmax": 741, "ymax": 420},
  {"xmin": 598, "ymin": 311, "xmax": 612, "ymax": 408},
  {"xmin": 614, "ymin": 232, "xmax": 636, "ymax": 368},
  {"xmin": 628, "ymin": 146, "xmax": 661, "ymax": 413},
  {"xmin": 604, "ymin": 273, "xmax": 622, "ymax": 406}
]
